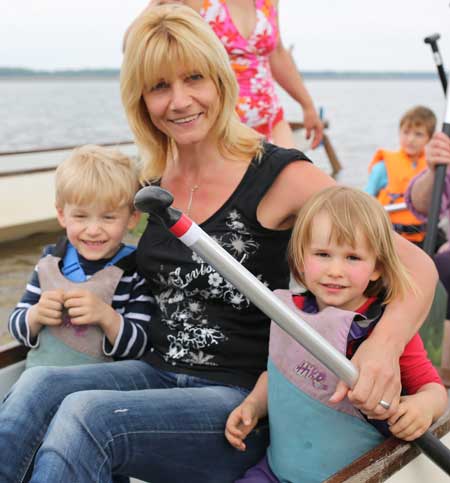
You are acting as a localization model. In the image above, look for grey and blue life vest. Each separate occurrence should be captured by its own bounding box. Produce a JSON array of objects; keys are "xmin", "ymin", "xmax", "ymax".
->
[
  {"xmin": 267, "ymin": 290, "xmax": 384, "ymax": 483},
  {"xmin": 26, "ymin": 241, "xmax": 135, "ymax": 368}
]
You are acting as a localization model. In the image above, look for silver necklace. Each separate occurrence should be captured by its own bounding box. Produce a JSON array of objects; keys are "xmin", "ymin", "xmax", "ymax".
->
[{"xmin": 186, "ymin": 184, "xmax": 200, "ymax": 215}]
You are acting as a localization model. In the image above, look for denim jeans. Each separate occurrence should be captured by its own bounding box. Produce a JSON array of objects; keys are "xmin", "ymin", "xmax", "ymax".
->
[{"xmin": 0, "ymin": 360, "xmax": 268, "ymax": 483}]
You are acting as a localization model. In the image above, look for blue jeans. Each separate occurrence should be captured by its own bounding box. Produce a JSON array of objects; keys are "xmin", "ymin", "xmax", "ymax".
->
[{"xmin": 0, "ymin": 360, "xmax": 268, "ymax": 483}]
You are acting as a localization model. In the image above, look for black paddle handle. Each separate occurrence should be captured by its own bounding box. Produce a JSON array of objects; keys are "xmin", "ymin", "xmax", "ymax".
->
[
  {"xmin": 416, "ymin": 431, "xmax": 450, "ymax": 474},
  {"xmin": 422, "ymin": 164, "xmax": 447, "ymax": 254},
  {"xmin": 424, "ymin": 33, "xmax": 448, "ymax": 94},
  {"xmin": 422, "ymin": 121, "xmax": 450, "ymax": 255}
]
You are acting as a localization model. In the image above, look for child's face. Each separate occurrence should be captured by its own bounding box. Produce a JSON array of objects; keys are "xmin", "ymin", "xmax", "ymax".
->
[
  {"xmin": 301, "ymin": 213, "xmax": 381, "ymax": 312},
  {"xmin": 56, "ymin": 203, "xmax": 140, "ymax": 260},
  {"xmin": 399, "ymin": 123, "xmax": 430, "ymax": 158}
]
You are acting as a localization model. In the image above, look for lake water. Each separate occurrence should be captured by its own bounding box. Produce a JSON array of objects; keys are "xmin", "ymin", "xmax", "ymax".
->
[
  {"xmin": 0, "ymin": 77, "xmax": 446, "ymax": 337},
  {"xmin": 0, "ymin": 77, "xmax": 446, "ymax": 188}
]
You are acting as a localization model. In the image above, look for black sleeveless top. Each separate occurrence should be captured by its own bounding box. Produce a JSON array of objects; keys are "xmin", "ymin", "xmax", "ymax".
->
[{"xmin": 138, "ymin": 143, "xmax": 311, "ymax": 388}]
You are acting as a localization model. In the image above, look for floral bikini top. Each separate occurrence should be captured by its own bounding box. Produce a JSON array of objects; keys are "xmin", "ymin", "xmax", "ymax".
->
[{"xmin": 200, "ymin": 0, "xmax": 282, "ymax": 132}]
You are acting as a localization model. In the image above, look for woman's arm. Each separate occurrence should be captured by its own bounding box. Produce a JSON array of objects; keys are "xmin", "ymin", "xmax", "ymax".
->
[
  {"xmin": 261, "ymin": 160, "xmax": 438, "ymax": 415},
  {"xmin": 340, "ymin": 233, "xmax": 438, "ymax": 417},
  {"xmin": 268, "ymin": 2, "xmax": 323, "ymax": 148}
]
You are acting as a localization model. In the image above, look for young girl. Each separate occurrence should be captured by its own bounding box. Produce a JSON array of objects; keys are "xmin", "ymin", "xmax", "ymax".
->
[{"xmin": 226, "ymin": 186, "xmax": 447, "ymax": 483}]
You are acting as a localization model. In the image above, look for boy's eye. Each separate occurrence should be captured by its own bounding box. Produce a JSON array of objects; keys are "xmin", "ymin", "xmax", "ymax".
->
[
  {"xmin": 103, "ymin": 215, "xmax": 117, "ymax": 221},
  {"xmin": 73, "ymin": 214, "xmax": 86, "ymax": 219}
]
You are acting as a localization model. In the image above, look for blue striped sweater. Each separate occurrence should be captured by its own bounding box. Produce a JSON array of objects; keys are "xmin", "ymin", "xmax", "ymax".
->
[{"xmin": 9, "ymin": 241, "xmax": 155, "ymax": 360}]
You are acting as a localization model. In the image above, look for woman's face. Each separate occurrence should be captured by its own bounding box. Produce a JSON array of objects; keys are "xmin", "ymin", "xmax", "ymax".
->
[{"xmin": 142, "ymin": 68, "xmax": 220, "ymax": 147}]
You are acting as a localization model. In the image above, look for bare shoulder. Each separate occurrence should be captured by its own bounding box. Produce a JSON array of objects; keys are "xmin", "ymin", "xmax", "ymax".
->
[{"xmin": 257, "ymin": 161, "xmax": 335, "ymax": 230}]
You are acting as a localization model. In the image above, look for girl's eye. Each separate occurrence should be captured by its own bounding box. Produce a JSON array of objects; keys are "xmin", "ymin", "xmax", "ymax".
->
[
  {"xmin": 347, "ymin": 255, "xmax": 361, "ymax": 261},
  {"xmin": 315, "ymin": 252, "xmax": 329, "ymax": 258},
  {"xmin": 74, "ymin": 214, "xmax": 86, "ymax": 219},
  {"xmin": 104, "ymin": 215, "xmax": 117, "ymax": 221}
]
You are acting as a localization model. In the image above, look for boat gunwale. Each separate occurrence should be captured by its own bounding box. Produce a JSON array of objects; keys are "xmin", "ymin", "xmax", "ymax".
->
[{"xmin": 325, "ymin": 409, "xmax": 450, "ymax": 482}]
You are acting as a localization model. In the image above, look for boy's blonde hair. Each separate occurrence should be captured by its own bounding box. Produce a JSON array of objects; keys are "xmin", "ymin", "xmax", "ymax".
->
[
  {"xmin": 55, "ymin": 144, "xmax": 140, "ymax": 210},
  {"xmin": 121, "ymin": 4, "xmax": 262, "ymax": 183},
  {"xmin": 400, "ymin": 105, "xmax": 436, "ymax": 138},
  {"xmin": 288, "ymin": 186, "xmax": 414, "ymax": 304}
]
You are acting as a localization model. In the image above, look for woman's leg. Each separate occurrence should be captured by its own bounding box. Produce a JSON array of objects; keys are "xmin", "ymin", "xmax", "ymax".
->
[
  {"xmin": 30, "ymin": 376, "xmax": 269, "ymax": 483},
  {"xmin": 0, "ymin": 360, "xmax": 165, "ymax": 483}
]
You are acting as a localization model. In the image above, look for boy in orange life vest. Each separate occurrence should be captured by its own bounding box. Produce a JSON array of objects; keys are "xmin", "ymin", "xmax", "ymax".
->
[{"xmin": 365, "ymin": 106, "xmax": 436, "ymax": 246}]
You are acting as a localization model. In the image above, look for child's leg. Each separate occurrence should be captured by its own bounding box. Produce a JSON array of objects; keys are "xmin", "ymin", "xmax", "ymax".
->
[{"xmin": 235, "ymin": 455, "xmax": 279, "ymax": 483}]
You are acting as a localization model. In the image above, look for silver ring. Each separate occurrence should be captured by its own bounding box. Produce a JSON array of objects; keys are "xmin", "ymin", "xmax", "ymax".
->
[{"xmin": 379, "ymin": 399, "xmax": 391, "ymax": 410}]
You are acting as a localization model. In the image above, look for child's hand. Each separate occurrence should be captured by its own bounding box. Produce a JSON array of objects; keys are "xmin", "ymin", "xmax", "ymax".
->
[
  {"xmin": 425, "ymin": 132, "xmax": 450, "ymax": 171},
  {"xmin": 225, "ymin": 400, "xmax": 260, "ymax": 451},
  {"xmin": 388, "ymin": 394, "xmax": 433, "ymax": 441},
  {"xmin": 29, "ymin": 289, "xmax": 65, "ymax": 327},
  {"xmin": 64, "ymin": 289, "xmax": 114, "ymax": 327}
]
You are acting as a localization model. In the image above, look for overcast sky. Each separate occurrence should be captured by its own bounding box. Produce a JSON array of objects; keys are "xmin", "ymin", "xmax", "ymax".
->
[{"xmin": 2, "ymin": 0, "xmax": 450, "ymax": 71}]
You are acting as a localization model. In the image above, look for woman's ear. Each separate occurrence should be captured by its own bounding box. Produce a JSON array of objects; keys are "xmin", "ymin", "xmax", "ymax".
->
[{"xmin": 127, "ymin": 210, "xmax": 142, "ymax": 230}]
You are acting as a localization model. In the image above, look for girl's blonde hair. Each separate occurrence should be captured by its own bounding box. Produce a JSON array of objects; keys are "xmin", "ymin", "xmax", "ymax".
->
[
  {"xmin": 288, "ymin": 186, "xmax": 415, "ymax": 304},
  {"xmin": 121, "ymin": 4, "xmax": 262, "ymax": 183},
  {"xmin": 55, "ymin": 144, "xmax": 140, "ymax": 210}
]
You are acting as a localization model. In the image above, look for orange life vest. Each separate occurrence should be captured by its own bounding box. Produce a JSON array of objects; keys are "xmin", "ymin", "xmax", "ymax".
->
[{"xmin": 368, "ymin": 149, "xmax": 427, "ymax": 242}]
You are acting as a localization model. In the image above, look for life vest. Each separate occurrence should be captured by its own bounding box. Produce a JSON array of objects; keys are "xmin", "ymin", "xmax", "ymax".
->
[
  {"xmin": 27, "ymin": 240, "xmax": 136, "ymax": 368},
  {"xmin": 267, "ymin": 290, "xmax": 384, "ymax": 483},
  {"xmin": 369, "ymin": 149, "xmax": 427, "ymax": 242}
]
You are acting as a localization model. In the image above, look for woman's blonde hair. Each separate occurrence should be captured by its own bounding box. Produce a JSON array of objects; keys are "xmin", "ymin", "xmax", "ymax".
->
[
  {"xmin": 55, "ymin": 144, "xmax": 140, "ymax": 210},
  {"xmin": 121, "ymin": 4, "xmax": 262, "ymax": 183},
  {"xmin": 288, "ymin": 186, "xmax": 415, "ymax": 304}
]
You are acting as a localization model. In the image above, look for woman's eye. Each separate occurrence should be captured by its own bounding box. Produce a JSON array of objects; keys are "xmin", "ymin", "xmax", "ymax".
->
[
  {"xmin": 188, "ymin": 73, "xmax": 203, "ymax": 81},
  {"xmin": 151, "ymin": 81, "xmax": 169, "ymax": 91}
]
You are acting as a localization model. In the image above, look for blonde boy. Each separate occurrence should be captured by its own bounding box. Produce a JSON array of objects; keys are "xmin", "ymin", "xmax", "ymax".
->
[
  {"xmin": 9, "ymin": 145, "xmax": 154, "ymax": 367},
  {"xmin": 365, "ymin": 106, "xmax": 437, "ymax": 245}
]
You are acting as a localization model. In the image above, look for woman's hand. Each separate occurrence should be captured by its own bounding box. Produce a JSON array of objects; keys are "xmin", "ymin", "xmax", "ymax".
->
[
  {"xmin": 329, "ymin": 335, "xmax": 402, "ymax": 419},
  {"xmin": 303, "ymin": 106, "xmax": 323, "ymax": 149},
  {"xmin": 425, "ymin": 132, "xmax": 450, "ymax": 171}
]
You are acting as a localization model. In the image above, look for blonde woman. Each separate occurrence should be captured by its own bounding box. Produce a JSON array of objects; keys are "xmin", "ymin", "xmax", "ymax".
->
[
  {"xmin": 134, "ymin": 0, "xmax": 323, "ymax": 148},
  {"xmin": 0, "ymin": 6, "xmax": 438, "ymax": 482}
]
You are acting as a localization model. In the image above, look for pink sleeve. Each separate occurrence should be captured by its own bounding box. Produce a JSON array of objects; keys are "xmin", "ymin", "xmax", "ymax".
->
[{"xmin": 399, "ymin": 333, "xmax": 443, "ymax": 395}]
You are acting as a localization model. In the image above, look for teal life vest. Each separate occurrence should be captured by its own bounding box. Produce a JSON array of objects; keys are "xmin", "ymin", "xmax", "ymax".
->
[{"xmin": 267, "ymin": 290, "xmax": 384, "ymax": 483}]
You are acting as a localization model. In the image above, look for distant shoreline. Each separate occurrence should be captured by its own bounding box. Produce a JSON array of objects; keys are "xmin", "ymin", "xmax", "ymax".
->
[{"xmin": 0, "ymin": 67, "xmax": 444, "ymax": 81}]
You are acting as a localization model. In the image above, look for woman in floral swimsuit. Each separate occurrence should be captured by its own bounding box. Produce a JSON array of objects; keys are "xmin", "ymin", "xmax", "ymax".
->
[{"xmin": 137, "ymin": 0, "xmax": 323, "ymax": 148}]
